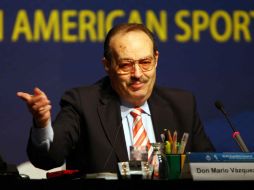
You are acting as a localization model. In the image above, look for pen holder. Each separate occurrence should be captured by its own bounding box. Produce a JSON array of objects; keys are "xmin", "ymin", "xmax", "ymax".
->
[{"xmin": 166, "ymin": 154, "xmax": 186, "ymax": 180}]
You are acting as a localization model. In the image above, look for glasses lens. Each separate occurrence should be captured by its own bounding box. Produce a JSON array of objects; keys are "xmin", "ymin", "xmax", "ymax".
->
[
  {"xmin": 139, "ymin": 58, "xmax": 154, "ymax": 71},
  {"xmin": 116, "ymin": 57, "xmax": 154, "ymax": 74}
]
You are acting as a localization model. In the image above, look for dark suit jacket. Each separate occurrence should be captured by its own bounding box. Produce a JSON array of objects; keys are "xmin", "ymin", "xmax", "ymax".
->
[{"xmin": 27, "ymin": 76, "xmax": 215, "ymax": 173}]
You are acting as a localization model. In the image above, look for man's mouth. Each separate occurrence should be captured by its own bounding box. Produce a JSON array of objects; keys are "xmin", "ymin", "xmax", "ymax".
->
[{"xmin": 130, "ymin": 82, "xmax": 144, "ymax": 90}]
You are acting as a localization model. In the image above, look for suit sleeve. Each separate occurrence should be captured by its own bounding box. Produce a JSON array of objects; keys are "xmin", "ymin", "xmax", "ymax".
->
[{"xmin": 27, "ymin": 88, "xmax": 82, "ymax": 170}]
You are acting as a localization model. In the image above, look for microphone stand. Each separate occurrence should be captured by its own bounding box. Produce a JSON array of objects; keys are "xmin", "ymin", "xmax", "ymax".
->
[
  {"xmin": 223, "ymin": 111, "xmax": 249, "ymax": 152},
  {"xmin": 215, "ymin": 101, "xmax": 249, "ymax": 152}
]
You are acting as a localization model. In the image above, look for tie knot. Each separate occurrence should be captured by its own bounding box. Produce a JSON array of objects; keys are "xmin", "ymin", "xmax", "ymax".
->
[{"xmin": 130, "ymin": 108, "xmax": 143, "ymax": 118}]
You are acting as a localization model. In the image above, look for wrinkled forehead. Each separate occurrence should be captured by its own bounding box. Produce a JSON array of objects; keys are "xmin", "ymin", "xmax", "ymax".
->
[{"xmin": 109, "ymin": 31, "xmax": 154, "ymax": 60}]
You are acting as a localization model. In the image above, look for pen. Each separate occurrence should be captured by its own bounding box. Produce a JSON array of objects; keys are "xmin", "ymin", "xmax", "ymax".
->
[
  {"xmin": 163, "ymin": 129, "xmax": 168, "ymax": 142},
  {"xmin": 160, "ymin": 133, "xmax": 165, "ymax": 142},
  {"xmin": 172, "ymin": 130, "xmax": 177, "ymax": 154},
  {"xmin": 165, "ymin": 141, "xmax": 171, "ymax": 154},
  {"xmin": 178, "ymin": 132, "xmax": 189, "ymax": 154},
  {"xmin": 167, "ymin": 130, "xmax": 173, "ymax": 144}
]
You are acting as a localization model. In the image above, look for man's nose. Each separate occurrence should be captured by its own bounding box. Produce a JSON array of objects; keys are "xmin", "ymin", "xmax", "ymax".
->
[{"xmin": 131, "ymin": 63, "xmax": 143, "ymax": 78}]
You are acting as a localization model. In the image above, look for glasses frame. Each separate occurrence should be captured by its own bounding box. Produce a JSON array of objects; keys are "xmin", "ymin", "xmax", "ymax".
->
[{"xmin": 113, "ymin": 56, "xmax": 156, "ymax": 75}]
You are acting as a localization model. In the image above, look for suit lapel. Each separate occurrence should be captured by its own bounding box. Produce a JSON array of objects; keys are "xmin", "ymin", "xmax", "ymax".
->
[
  {"xmin": 97, "ymin": 86, "xmax": 128, "ymax": 162},
  {"xmin": 148, "ymin": 87, "xmax": 175, "ymax": 142},
  {"xmin": 97, "ymin": 80, "xmax": 175, "ymax": 161}
]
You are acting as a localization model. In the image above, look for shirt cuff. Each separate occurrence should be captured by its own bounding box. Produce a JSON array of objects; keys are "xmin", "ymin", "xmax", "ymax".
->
[{"xmin": 31, "ymin": 119, "xmax": 53, "ymax": 151}]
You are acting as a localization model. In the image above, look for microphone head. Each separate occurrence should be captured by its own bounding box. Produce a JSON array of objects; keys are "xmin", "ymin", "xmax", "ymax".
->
[{"xmin": 214, "ymin": 100, "xmax": 223, "ymax": 110}]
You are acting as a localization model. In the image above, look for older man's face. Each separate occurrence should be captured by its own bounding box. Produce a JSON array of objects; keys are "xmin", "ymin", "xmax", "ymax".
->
[{"xmin": 104, "ymin": 31, "xmax": 159, "ymax": 106}]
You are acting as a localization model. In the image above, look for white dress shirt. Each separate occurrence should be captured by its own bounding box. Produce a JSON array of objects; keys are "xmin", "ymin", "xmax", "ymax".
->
[{"xmin": 31, "ymin": 102, "xmax": 156, "ymax": 160}]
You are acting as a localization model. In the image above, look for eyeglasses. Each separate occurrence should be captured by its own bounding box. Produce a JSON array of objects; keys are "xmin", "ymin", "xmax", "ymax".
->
[{"xmin": 115, "ymin": 57, "xmax": 156, "ymax": 74}]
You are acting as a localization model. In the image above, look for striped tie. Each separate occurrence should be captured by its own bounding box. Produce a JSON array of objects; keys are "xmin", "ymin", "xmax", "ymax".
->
[{"xmin": 130, "ymin": 108, "xmax": 152, "ymax": 161}]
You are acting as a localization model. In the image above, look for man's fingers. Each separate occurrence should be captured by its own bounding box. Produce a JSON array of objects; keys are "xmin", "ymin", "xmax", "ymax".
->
[
  {"xmin": 34, "ymin": 87, "xmax": 46, "ymax": 96},
  {"xmin": 38, "ymin": 105, "xmax": 52, "ymax": 113},
  {"xmin": 34, "ymin": 105, "xmax": 51, "ymax": 116},
  {"xmin": 29, "ymin": 95, "xmax": 50, "ymax": 106},
  {"xmin": 17, "ymin": 87, "xmax": 52, "ymax": 128},
  {"xmin": 17, "ymin": 92, "xmax": 32, "ymax": 102},
  {"xmin": 34, "ymin": 105, "xmax": 51, "ymax": 125},
  {"xmin": 32, "ymin": 99, "xmax": 51, "ymax": 111}
]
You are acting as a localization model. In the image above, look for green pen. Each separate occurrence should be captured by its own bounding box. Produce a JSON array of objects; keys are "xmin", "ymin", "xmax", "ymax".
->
[{"xmin": 176, "ymin": 142, "xmax": 180, "ymax": 154}]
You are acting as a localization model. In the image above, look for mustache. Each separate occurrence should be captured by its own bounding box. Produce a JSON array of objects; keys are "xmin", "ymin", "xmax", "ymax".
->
[{"xmin": 128, "ymin": 76, "xmax": 148, "ymax": 85}]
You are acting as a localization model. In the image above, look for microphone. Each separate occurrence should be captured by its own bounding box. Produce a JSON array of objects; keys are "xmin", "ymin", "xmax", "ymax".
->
[{"xmin": 214, "ymin": 100, "xmax": 249, "ymax": 152}]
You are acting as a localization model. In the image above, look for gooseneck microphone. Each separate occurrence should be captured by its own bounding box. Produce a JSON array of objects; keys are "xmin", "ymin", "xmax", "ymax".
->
[{"xmin": 214, "ymin": 100, "xmax": 249, "ymax": 152}]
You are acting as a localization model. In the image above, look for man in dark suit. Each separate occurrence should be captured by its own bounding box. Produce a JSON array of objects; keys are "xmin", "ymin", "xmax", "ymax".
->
[{"xmin": 17, "ymin": 23, "xmax": 215, "ymax": 174}]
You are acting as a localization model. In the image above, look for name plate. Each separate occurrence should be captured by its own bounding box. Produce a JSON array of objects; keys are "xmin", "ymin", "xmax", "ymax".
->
[{"xmin": 187, "ymin": 152, "xmax": 254, "ymax": 180}]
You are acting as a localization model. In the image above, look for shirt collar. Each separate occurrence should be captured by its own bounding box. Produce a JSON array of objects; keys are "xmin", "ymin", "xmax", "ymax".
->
[{"xmin": 120, "ymin": 101, "xmax": 151, "ymax": 118}]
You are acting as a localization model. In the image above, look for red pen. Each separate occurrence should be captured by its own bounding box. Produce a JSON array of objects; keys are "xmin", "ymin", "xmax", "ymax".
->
[
  {"xmin": 167, "ymin": 130, "xmax": 173, "ymax": 144},
  {"xmin": 171, "ymin": 131, "xmax": 177, "ymax": 154}
]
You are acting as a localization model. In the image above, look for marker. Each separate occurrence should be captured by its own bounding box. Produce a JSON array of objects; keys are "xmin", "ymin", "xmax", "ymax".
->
[
  {"xmin": 163, "ymin": 129, "xmax": 168, "ymax": 141},
  {"xmin": 160, "ymin": 133, "xmax": 165, "ymax": 142},
  {"xmin": 172, "ymin": 130, "xmax": 177, "ymax": 154},
  {"xmin": 178, "ymin": 133, "xmax": 189, "ymax": 154},
  {"xmin": 165, "ymin": 141, "xmax": 171, "ymax": 154},
  {"xmin": 167, "ymin": 130, "xmax": 173, "ymax": 143}
]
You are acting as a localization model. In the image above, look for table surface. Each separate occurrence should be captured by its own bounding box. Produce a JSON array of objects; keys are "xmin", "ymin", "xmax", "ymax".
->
[{"xmin": 1, "ymin": 175, "xmax": 254, "ymax": 190}]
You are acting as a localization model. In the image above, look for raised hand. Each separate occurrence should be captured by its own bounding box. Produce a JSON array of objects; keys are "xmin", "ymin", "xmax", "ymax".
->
[{"xmin": 17, "ymin": 87, "xmax": 51, "ymax": 128}]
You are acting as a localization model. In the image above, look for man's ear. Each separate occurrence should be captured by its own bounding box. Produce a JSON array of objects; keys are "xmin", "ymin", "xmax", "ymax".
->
[{"xmin": 102, "ymin": 57, "xmax": 110, "ymax": 72}]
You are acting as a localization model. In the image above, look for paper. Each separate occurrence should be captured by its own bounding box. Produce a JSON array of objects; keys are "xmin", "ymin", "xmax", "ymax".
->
[{"xmin": 190, "ymin": 162, "xmax": 254, "ymax": 180}]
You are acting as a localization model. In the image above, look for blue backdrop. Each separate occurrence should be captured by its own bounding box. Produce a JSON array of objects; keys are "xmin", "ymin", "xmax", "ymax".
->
[{"xmin": 1, "ymin": 0, "xmax": 254, "ymax": 165}]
